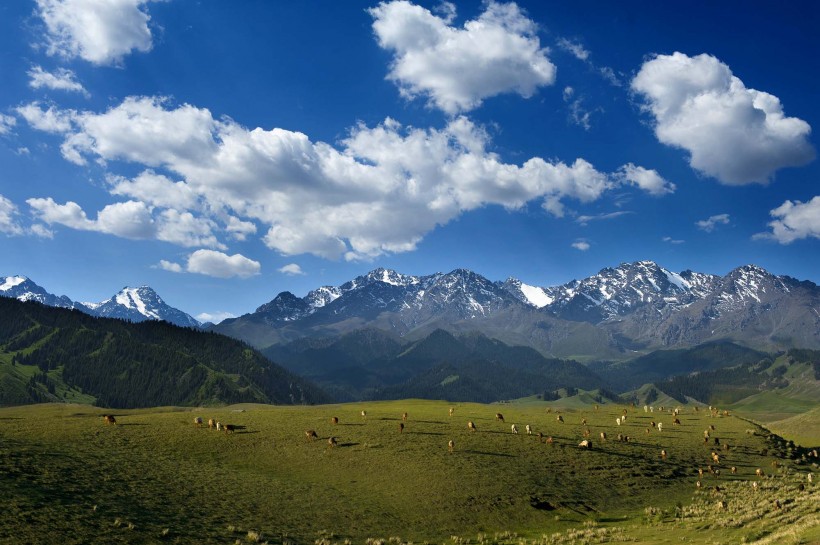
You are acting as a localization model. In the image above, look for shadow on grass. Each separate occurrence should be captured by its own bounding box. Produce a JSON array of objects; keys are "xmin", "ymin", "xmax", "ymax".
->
[
  {"xmin": 409, "ymin": 431, "xmax": 445, "ymax": 436},
  {"xmin": 462, "ymin": 450, "xmax": 516, "ymax": 458},
  {"xmin": 117, "ymin": 423, "xmax": 148, "ymax": 426}
]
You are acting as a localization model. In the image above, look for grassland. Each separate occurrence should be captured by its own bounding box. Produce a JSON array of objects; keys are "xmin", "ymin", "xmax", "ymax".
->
[{"xmin": 0, "ymin": 400, "xmax": 817, "ymax": 544}]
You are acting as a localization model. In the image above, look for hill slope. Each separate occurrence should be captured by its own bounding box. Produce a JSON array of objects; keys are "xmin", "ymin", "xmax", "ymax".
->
[{"xmin": 0, "ymin": 297, "xmax": 329, "ymax": 408}]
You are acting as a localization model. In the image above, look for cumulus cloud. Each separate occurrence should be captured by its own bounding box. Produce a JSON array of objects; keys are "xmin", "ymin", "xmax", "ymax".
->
[
  {"xmin": 571, "ymin": 240, "xmax": 590, "ymax": 251},
  {"xmin": 755, "ymin": 197, "xmax": 820, "ymax": 244},
  {"xmin": 28, "ymin": 66, "xmax": 88, "ymax": 95},
  {"xmin": 186, "ymin": 249, "xmax": 261, "ymax": 278},
  {"xmin": 370, "ymin": 1, "xmax": 556, "ymax": 114},
  {"xmin": 35, "ymin": 0, "xmax": 157, "ymax": 66},
  {"xmin": 617, "ymin": 163, "xmax": 676, "ymax": 196},
  {"xmin": 16, "ymin": 102, "xmax": 74, "ymax": 133},
  {"xmin": 26, "ymin": 196, "xmax": 223, "ymax": 247},
  {"xmin": 695, "ymin": 213, "xmax": 730, "ymax": 232},
  {"xmin": 0, "ymin": 195, "xmax": 25, "ymax": 236},
  {"xmin": 278, "ymin": 263, "xmax": 305, "ymax": 276},
  {"xmin": 632, "ymin": 52, "xmax": 814, "ymax": 185},
  {"xmin": 0, "ymin": 114, "xmax": 16, "ymax": 135},
  {"xmin": 156, "ymin": 259, "xmax": 182, "ymax": 273},
  {"xmin": 25, "ymin": 96, "xmax": 670, "ymax": 260}
]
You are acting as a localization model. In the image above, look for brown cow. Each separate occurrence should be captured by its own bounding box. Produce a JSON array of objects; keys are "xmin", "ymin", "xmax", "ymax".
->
[
  {"xmin": 224, "ymin": 424, "xmax": 236, "ymax": 434},
  {"xmin": 402, "ymin": 412, "xmax": 408, "ymax": 422},
  {"xmin": 495, "ymin": 413, "xmax": 505, "ymax": 422},
  {"xmin": 448, "ymin": 439, "xmax": 455, "ymax": 453},
  {"xmin": 331, "ymin": 416, "xmax": 339, "ymax": 425},
  {"xmin": 102, "ymin": 415, "xmax": 116, "ymax": 425},
  {"xmin": 328, "ymin": 437, "xmax": 337, "ymax": 448},
  {"xmin": 467, "ymin": 421, "xmax": 477, "ymax": 432},
  {"xmin": 208, "ymin": 418, "xmax": 216, "ymax": 429},
  {"xmin": 305, "ymin": 430, "xmax": 318, "ymax": 441},
  {"xmin": 399, "ymin": 423, "xmax": 404, "ymax": 434}
]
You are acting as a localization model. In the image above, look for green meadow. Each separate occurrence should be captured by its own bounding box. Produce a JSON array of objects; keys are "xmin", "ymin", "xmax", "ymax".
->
[{"xmin": 0, "ymin": 400, "xmax": 817, "ymax": 544}]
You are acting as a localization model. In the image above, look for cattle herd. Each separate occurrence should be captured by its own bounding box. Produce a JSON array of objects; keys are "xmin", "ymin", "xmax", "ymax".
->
[{"xmin": 99, "ymin": 402, "xmax": 816, "ymax": 503}]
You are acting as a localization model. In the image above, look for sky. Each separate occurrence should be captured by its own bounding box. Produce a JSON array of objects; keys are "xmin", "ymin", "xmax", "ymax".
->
[{"xmin": 0, "ymin": 0, "xmax": 818, "ymax": 323}]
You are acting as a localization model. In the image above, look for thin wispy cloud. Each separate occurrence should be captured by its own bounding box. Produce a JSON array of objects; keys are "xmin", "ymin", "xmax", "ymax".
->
[{"xmin": 695, "ymin": 213, "xmax": 730, "ymax": 232}]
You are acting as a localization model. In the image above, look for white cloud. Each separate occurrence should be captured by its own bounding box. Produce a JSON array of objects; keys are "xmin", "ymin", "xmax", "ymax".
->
[
  {"xmin": 16, "ymin": 102, "xmax": 74, "ymax": 133},
  {"xmin": 195, "ymin": 311, "xmax": 235, "ymax": 324},
  {"xmin": 695, "ymin": 213, "xmax": 730, "ymax": 232},
  {"xmin": 28, "ymin": 97, "xmax": 669, "ymax": 260},
  {"xmin": 571, "ymin": 240, "xmax": 590, "ymax": 251},
  {"xmin": 632, "ymin": 52, "xmax": 814, "ymax": 185},
  {"xmin": 617, "ymin": 163, "xmax": 676, "ymax": 196},
  {"xmin": 756, "ymin": 197, "xmax": 820, "ymax": 244},
  {"xmin": 575, "ymin": 211, "xmax": 632, "ymax": 225},
  {"xmin": 186, "ymin": 249, "xmax": 261, "ymax": 279},
  {"xmin": 370, "ymin": 1, "xmax": 556, "ymax": 114},
  {"xmin": 662, "ymin": 236, "xmax": 684, "ymax": 244},
  {"xmin": 278, "ymin": 263, "xmax": 305, "ymax": 276},
  {"xmin": 26, "ymin": 197, "xmax": 223, "ymax": 248},
  {"xmin": 28, "ymin": 66, "xmax": 88, "ymax": 95},
  {"xmin": 36, "ymin": 0, "xmax": 157, "ymax": 66},
  {"xmin": 556, "ymin": 38, "xmax": 589, "ymax": 61},
  {"xmin": 562, "ymin": 86, "xmax": 599, "ymax": 130},
  {"xmin": 0, "ymin": 114, "xmax": 16, "ymax": 135},
  {"xmin": 0, "ymin": 195, "xmax": 25, "ymax": 236},
  {"xmin": 157, "ymin": 259, "xmax": 182, "ymax": 273}
]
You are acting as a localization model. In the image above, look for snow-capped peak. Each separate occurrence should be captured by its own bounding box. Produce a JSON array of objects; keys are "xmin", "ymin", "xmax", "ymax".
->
[
  {"xmin": 0, "ymin": 275, "xmax": 27, "ymax": 291},
  {"xmin": 114, "ymin": 286, "xmax": 162, "ymax": 320}
]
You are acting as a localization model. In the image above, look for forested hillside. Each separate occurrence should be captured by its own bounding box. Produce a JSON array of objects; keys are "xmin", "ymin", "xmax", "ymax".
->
[{"xmin": 0, "ymin": 297, "xmax": 329, "ymax": 408}]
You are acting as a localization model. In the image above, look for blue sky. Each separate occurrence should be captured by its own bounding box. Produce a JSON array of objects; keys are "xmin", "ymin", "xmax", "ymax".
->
[{"xmin": 0, "ymin": 0, "xmax": 818, "ymax": 322}]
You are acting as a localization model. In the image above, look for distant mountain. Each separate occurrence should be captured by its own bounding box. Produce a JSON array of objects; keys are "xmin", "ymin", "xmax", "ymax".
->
[
  {"xmin": 86, "ymin": 286, "xmax": 200, "ymax": 328},
  {"xmin": 212, "ymin": 261, "xmax": 820, "ymax": 359},
  {"xmin": 263, "ymin": 328, "xmax": 605, "ymax": 402},
  {"xmin": 0, "ymin": 276, "xmax": 199, "ymax": 328},
  {"xmin": 0, "ymin": 297, "xmax": 329, "ymax": 408}
]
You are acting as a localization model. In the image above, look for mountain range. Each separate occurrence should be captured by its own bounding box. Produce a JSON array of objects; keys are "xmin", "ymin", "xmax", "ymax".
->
[
  {"xmin": 213, "ymin": 261, "xmax": 820, "ymax": 359},
  {"xmin": 0, "ymin": 276, "xmax": 199, "ymax": 328},
  {"xmin": 4, "ymin": 260, "xmax": 819, "ymax": 360}
]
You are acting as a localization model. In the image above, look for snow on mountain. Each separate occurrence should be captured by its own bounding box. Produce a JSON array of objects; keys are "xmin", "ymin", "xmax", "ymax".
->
[
  {"xmin": 92, "ymin": 286, "xmax": 201, "ymax": 327},
  {"xmin": 0, "ymin": 275, "xmax": 77, "ymax": 309},
  {"xmin": 0, "ymin": 276, "xmax": 200, "ymax": 328}
]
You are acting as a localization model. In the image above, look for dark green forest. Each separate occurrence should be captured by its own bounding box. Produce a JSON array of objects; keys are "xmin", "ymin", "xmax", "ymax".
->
[{"xmin": 0, "ymin": 297, "xmax": 330, "ymax": 408}]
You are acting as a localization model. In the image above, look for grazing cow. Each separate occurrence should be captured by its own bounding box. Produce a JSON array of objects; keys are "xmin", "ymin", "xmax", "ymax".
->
[
  {"xmin": 698, "ymin": 468, "xmax": 704, "ymax": 477},
  {"xmin": 717, "ymin": 500, "xmax": 727, "ymax": 511},
  {"xmin": 448, "ymin": 439, "xmax": 454, "ymax": 453},
  {"xmin": 546, "ymin": 436, "xmax": 554, "ymax": 445},
  {"xmin": 712, "ymin": 453, "xmax": 720, "ymax": 464},
  {"xmin": 224, "ymin": 424, "xmax": 236, "ymax": 434},
  {"xmin": 467, "ymin": 421, "xmax": 477, "ymax": 432},
  {"xmin": 730, "ymin": 466, "xmax": 737, "ymax": 474},
  {"xmin": 752, "ymin": 481, "xmax": 759, "ymax": 491},
  {"xmin": 616, "ymin": 417, "xmax": 622, "ymax": 426},
  {"xmin": 713, "ymin": 469, "xmax": 721, "ymax": 478},
  {"xmin": 583, "ymin": 428, "xmax": 591, "ymax": 438},
  {"xmin": 578, "ymin": 439, "xmax": 592, "ymax": 449},
  {"xmin": 216, "ymin": 421, "xmax": 223, "ymax": 431},
  {"xmin": 657, "ymin": 422, "xmax": 663, "ymax": 432},
  {"xmin": 305, "ymin": 430, "xmax": 318, "ymax": 441},
  {"xmin": 208, "ymin": 418, "xmax": 216, "ymax": 429},
  {"xmin": 756, "ymin": 468, "xmax": 764, "ymax": 478},
  {"xmin": 102, "ymin": 414, "xmax": 116, "ymax": 425},
  {"xmin": 808, "ymin": 473, "xmax": 813, "ymax": 484},
  {"xmin": 581, "ymin": 418, "xmax": 587, "ymax": 426},
  {"xmin": 537, "ymin": 432, "xmax": 544, "ymax": 440},
  {"xmin": 673, "ymin": 418, "xmax": 681, "ymax": 426},
  {"xmin": 402, "ymin": 412, "xmax": 408, "ymax": 422},
  {"xmin": 714, "ymin": 437, "xmax": 721, "ymax": 446},
  {"xmin": 650, "ymin": 406, "xmax": 654, "ymax": 413},
  {"xmin": 556, "ymin": 415, "xmax": 564, "ymax": 423},
  {"xmin": 704, "ymin": 437, "xmax": 710, "ymax": 445},
  {"xmin": 525, "ymin": 424, "xmax": 532, "ymax": 435},
  {"xmin": 194, "ymin": 417, "xmax": 203, "ymax": 427},
  {"xmin": 361, "ymin": 410, "xmax": 367, "ymax": 420},
  {"xmin": 704, "ymin": 430, "xmax": 710, "ymax": 438},
  {"xmin": 696, "ymin": 480, "xmax": 702, "ymax": 489},
  {"xmin": 661, "ymin": 449, "xmax": 667, "ymax": 460},
  {"xmin": 449, "ymin": 407, "xmax": 455, "ymax": 417},
  {"xmin": 651, "ymin": 421, "xmax": 657, "ymax": 428},
  {"xmin": 399, "ymin": 423, "xmax": 404, "ymax": 434},
  {"xmin": 644, "ymin": 405, "xmax": 649, "ymax": 413},
  {"xmin": 723, "ymin": 443, "xmax": 730, "ymax": 451},
  {"xmin": 617, "ymin": 433, "xmax": 623, "ymax": 442},
  {"xmin": 331, "ymin": 416, "xmax": 339, "ymax": 425},
  {"xmin": 511, "ymin": 424, "xmax": 518, "ymax": 434},
  {"xmin": 328, "ymin": 437, "xmax": 337, "ymax": 448},
  {"xmin": 600, "ymin": 431, "xmax": 607, "ymax": 441},
  {"xmin": 495, "ymin": 413, "xmax": 505, "ymax": 422},
  {"xmin": 594, "ymin": 404, "xmax": 599, "ymax": 411},
  {"xmin": 710, "ymin": 424, "xmax": 716, "ymax": 431}
]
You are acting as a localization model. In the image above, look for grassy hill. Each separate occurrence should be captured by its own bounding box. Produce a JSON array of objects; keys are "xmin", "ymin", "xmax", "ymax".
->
[
  {"xmin": 0, "ymin": 297, "xmax": 329, "ymax": 408},
  {"xmin": 0, "ymin": 400, "xmax": 816, "ymax": 544}
]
